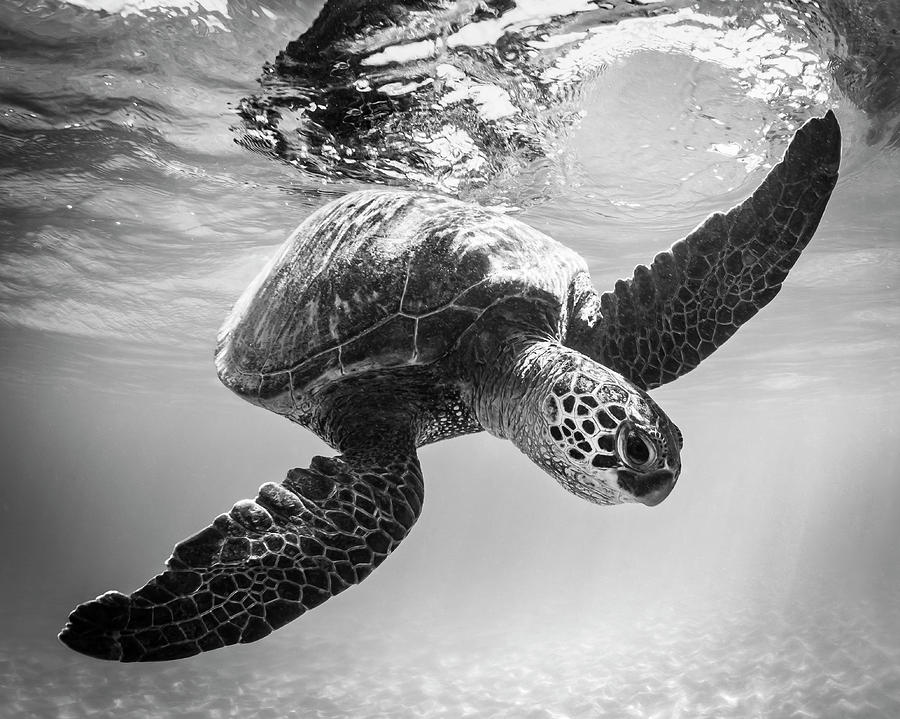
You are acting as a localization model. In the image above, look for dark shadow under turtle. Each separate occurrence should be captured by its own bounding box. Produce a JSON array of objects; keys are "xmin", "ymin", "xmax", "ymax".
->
[{"xmin": 60, "ymin": 110, "xmax": 840, "ymax": 662}]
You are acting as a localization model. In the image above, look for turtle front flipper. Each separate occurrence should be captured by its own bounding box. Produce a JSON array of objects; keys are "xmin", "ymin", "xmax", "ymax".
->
[
  {"xmin": 59, "ymin": 444, "xmax": 423, "ymax": 662},
  {"xmin": 568, "ymin": 111, "xmax": 841, "ymax": 390}
]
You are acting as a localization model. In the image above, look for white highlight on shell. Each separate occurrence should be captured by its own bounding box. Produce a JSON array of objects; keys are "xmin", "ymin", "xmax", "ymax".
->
[
  {"xmin": 215, "ymin": 238, "xmax": 293, "ymax": 375},
  {"xmin": 215, "ymin": 195, "xmax": 398, "ymax": 374}
]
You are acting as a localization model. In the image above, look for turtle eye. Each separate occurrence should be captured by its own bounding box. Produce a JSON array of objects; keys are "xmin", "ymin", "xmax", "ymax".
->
[{"xmin": 617, "ymin": 426, "xmax": 657, "ymax": 470}]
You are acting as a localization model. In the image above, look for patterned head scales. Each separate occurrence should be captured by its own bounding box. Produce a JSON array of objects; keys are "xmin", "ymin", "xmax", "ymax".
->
[{"xmin": 540, "ymin": 367, "xmax": 682, "ymax": 506}]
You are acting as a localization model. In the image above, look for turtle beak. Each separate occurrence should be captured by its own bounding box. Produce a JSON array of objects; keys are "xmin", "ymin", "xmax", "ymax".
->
[{"xmin": 617, "ymin": 468, "xmax": 676, "ymax": 507}]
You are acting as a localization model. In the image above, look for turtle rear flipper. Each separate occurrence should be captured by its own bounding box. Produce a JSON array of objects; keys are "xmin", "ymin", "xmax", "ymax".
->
[
  {"xmin": 59, "ymin": 442, "xmax": 423, "ymax": 662},
  {"xmin": 569, "ymin": 111, "xmax": 841, "ymax": 390}
]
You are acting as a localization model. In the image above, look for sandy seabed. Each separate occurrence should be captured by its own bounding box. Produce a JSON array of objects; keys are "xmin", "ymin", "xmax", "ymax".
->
[{"xmin": 3, "ymin": 594, "xmax": 899, "ymax": 719}]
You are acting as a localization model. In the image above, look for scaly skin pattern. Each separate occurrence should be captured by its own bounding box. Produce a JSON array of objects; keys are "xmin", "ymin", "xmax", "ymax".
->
[
  {"xmin": 567, "ymin": 111, "xmax": 841, "ymax": 390},
  {"xmin": 59, "ymin": 424, "xmax": 422, "ymax": 662},
  {"xmin": 466, "ymin": 337, "xmax": 680, "ymax": 506}
]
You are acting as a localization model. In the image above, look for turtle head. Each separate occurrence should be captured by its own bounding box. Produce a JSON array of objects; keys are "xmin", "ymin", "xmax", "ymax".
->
[{"xmin": 533, "ymin": 362, "xmax": 682, "ymax": 507}]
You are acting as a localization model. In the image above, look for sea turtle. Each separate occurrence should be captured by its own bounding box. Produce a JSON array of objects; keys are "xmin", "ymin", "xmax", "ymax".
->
[{"xmin": 60, "ymin": 111, "xmax": 840, "ymax": 662}]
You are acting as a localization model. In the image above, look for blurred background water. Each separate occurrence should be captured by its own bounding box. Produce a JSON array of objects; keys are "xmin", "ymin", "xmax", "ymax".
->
[{"xmin": 1, "ymin": 0, "xmax": 899, "ymax": 717}]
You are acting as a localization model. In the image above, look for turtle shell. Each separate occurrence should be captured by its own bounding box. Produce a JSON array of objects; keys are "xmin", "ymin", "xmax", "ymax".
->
[{"xmin": 215, "ymin": 190, "xmax": 588, "ymax": 413}]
